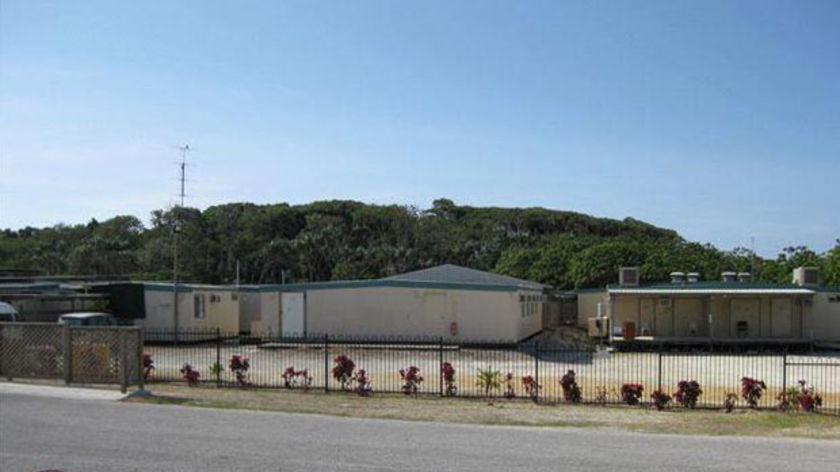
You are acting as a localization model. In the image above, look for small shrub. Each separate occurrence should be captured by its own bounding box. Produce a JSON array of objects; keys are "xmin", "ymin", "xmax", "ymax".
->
[
  {"xmin": 399, "ymin": 366, "xmax": 424, "ymax": 396},
  {"xmin": 142, "ymin": 353, "xmax": 155, "ymax": 381},
  {"xmin": 778, "ymin": 379, "xmax": 823, "ymax": 412},
  {"xmin": 332, "ymin": 355, "xmax": 356, "ymax": 390},
  {"xmin": 503, "ymin": 372, "xmax": 516, "ymax": 399},
  {"xmin": 522, "ymin": 375, "xmax": 541, "ymax": 402},
  {"xmin": 441, "ymin": 362, "xmax": 457, "ymax": 396},
  {"xmin": 476, "ymin": 368, "xmax": 503, "ymax": 399},
  {"xmin": 560, "ymin": 370, "xmax": 582, "ymax": 404},
  {"xmin": 723, "ymin": 392, "xmax": 738, "ymax": 413},
  {"xmin": 673, "ymin": 380, "xmax": 702, "ymax": 409},
  {"xmin": 282, "ymin": 366, "xmax": 312, "ymax": 390},
  {"xmin": 740, "ymin": 377, "xmax": 766, "ymax": 409},
  {"xmin": 180, "ymin": 363, "xmax": 200, "ymax": 386},
  {"xmin": 651, "ymin": 389, "xmax": 672, "ymax": 410},
  {"xmin": 229, "ymin": 355, "xmax": 251, "ymax": 388},
  {"xmin": 620, "ymin": 383, "xmax": 644, "ymax": 406},
  {"xmin": 354, "ymin": 369, "xmax": 372, "ymax": 396}
]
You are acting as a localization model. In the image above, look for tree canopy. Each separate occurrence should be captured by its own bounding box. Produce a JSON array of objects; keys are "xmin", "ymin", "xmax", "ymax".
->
[{"xmin": 1, "ymin": 200, "xmax": 837, "ymax": 289}]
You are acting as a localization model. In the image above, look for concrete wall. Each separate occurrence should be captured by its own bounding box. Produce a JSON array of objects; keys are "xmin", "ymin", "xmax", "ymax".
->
[{"xmin": 302, "ymin": 286, "xmax": 540, "ymax": 342}]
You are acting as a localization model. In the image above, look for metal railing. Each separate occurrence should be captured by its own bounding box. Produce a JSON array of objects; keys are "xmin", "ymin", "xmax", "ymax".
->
[{"xmin": 140, "ymin": 329, "xmax": 840, "ymax": 414}]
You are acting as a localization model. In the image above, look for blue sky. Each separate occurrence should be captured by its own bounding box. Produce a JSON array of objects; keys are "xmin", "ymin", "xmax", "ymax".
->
[{"xmin": 1, "ymin": 0, "xmax": 838, "ymax": 257}]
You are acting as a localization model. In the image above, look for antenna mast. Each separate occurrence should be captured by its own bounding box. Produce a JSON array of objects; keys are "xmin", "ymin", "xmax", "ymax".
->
[{"xmin": 178, "ymin": 144, "xmax": 190, "ymax": 207}]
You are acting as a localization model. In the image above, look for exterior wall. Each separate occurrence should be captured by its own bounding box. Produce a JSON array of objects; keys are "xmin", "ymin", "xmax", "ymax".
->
[
  {"xmin": 140, "ymin": 286, "xmax": 239, "ymax": 333},
  {"xmin": 302, "ymin": 286, "xmax": 534, "ymax": 342},
  {"xmin": 609, "ymin": 293, "xmax": 811, "ymax": 340},
  {"xmin": 576, "ymin": 290, "xmax": 608, "ymax": 327},
  {"xmin": 811, "ymin": 291, "xmax": 840, "ymax": 342},
  {"xmin": 238, "ymin": 290, "xmax": 281, "ymax": 336}
]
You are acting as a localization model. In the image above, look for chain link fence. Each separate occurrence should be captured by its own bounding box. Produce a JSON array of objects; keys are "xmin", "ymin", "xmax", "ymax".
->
[{"xmin": 0, "ymin": 322, "xmax": 143, "ymax": 392}]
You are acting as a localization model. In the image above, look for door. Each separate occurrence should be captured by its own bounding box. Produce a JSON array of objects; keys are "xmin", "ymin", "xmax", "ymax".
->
[
  {"xmin": 639, "ymin": 298, "xmax": 655, "ymax": 336},
  {"xmin": 771, "ymin": 298, "xmax": 792, "ymax": 337},
  {"xmin": 655, "ymin": 298, "xmax": 673, "ymax": 336},
  {"xmin": 281, "ymin": 292, "xmax": 305, "ymax": 336}
]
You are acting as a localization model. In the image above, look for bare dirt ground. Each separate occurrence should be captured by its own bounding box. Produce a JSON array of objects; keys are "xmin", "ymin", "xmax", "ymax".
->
[{"xmin": 133, "ymin": 383, "xmax": 840, "ymax": 440}]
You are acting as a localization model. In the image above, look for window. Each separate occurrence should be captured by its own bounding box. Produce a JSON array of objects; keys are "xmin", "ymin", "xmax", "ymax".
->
[{"xmin": 194, "ymin": 294, "xmax": 206, "ymax": 319}]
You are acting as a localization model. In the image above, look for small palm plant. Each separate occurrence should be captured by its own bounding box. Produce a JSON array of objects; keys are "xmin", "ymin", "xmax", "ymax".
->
[{"xmin": 476, "ymin": 367, "xmax": 502, "ymax": 400}]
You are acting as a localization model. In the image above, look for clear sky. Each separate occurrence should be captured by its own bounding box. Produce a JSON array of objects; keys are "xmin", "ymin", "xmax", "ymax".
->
[{"xmin": 1, "ymin": 0, "xmax": 838, "ymax": 258}]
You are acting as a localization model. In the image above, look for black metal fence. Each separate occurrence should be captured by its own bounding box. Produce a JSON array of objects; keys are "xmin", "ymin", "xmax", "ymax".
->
[{"xmin": 142, "ymin": 330, "xmax": 840, "ymax": 415}]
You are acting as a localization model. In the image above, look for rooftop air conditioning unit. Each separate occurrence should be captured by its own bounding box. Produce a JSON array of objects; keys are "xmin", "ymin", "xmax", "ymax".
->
[
  {"xmin": 619, "ymin": 267, "xmax": 639, "ymax": 286},
  {"xmin": 793, "ymin": 267, "xmax": 819, "ymax": 286}
]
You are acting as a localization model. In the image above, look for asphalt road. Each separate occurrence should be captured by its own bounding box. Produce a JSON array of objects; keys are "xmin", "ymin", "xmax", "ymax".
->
[{"xmin": 1, "ymin": 386, "xmax": 838, "ymax": 472}]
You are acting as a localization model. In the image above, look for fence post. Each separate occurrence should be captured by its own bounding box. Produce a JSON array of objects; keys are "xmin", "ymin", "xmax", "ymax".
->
[
  {"xmin": 657, "ymin": 352, "xmax": 663, "ymax": 394},
  {"xmin": 439, "ymin": 337, "xmax": 444, "ymax": 397},
  {"xmin": 215, "ymin": 328, "xmax": 221, "ymax": 388},
  {"xmin": 324, "ymin": 334, "xmax": 330, "ymax": 394},
  {"xmin": 63, "ymin": 324, "xmax": 72, "ymax": 385},
  {"xmin": 782, "ymin": 352, "xmax": 788, "ymax": 396},
  {"xmin": 535, "ymin": 341, "xmax": 540, "ymax": 403},
  {"xmin": 138, "ymin": 329, "xmax": 145, "ymax": 391},
  {"xmin": 120, "ymin": 332, "xmax": 128, "ymax": 394}
]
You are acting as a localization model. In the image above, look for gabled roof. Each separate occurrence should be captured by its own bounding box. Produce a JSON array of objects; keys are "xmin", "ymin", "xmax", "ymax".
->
[
  {"xmin": 277, "ymin": 264, "xmax": 547, "ymax": 293},
  {"xmin": 384, "ymin": 264, "xmax": 546, "ymax": 290}
]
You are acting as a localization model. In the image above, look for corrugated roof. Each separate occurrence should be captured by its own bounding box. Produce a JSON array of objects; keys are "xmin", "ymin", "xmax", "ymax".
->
[{"xmin": 384, "ymin": 264, "xmax": 546, "ymax": 290}]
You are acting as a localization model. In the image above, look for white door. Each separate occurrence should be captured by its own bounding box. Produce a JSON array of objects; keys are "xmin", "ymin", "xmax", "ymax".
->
[{"xmin": 281, "ymin": 292, "xmax": 305, "ymax": 336}]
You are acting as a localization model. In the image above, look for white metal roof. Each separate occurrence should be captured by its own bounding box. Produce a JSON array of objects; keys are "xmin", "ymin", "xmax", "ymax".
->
[{"xmin": 608, "ymin": 288, "xmax": 815, "ymax": 295}]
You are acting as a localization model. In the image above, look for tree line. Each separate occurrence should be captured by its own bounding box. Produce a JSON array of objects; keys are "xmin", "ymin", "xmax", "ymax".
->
[{"xmin": 1, "ymin": 199, "xmax": 837, "ymax": 289}]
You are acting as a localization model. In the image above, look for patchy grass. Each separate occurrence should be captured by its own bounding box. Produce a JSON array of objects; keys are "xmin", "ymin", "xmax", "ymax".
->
[{"xmin": 130, "ymin": 383, "xmax": 840, "ymax": 439}]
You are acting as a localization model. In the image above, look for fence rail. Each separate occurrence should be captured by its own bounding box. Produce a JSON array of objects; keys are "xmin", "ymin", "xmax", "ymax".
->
[{"xmin": 141, "ymin": 329, "xmax": 840, "ymax": 415}]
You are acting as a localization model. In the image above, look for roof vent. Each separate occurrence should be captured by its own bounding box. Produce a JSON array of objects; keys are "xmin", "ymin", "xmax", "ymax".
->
[
  {"xmin": 686, "ymin": 272, "xmax": 700, "ymax": 283},
  {"xmin": 722, "ymin": 271, "xmax": 737, "ymax": 283},
  {"xmin": 670, "ymin": 272, "xmax": 685, "ymax": 284},
  {"xmin": 793, "ymin": 267, "xmax": 819, "ymax": 287},
  {"xmin": 619, "ymin": 267, "xmax": 639, "ymax": 286},
  {"xmin": 737, "ymin": 272, "xmax": 752, "ymax": 283}
]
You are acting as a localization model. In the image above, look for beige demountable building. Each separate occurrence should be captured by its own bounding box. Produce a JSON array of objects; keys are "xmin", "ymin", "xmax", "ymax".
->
[
  {"xmin": 583, "ymin": 266, "xmax": 840, "ymax": 348},
  {"xmin": 256, "ymin": 265, "xmax": 548, "ymax": 343},
  {"xmin": 139, "ymin": 283, "xmax": 240, "ymax": 339}
]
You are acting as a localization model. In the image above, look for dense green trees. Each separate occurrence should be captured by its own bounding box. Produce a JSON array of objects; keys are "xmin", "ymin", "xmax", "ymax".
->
[{"xmin": 0, "ymin": 200, "xmax": 836, "ymax": 289}]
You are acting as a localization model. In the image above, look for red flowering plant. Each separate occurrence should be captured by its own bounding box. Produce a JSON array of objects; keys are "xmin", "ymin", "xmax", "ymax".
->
[
  {"xmin": 282, "ymin": 366, "xmax": 312, "ymax": 390},
  {"xmin": 651, "ymin": 389, "xmax": 672, "ymax": 410},
  {"xmin": 441, "ymin": 362, "xmax": 457, "ymax": 396},
  {"xmin": 399, "ymin": 366, "xmax": 424, "ymax": 396},
  {"xmin": 353, "ymin": 369, "xmax": 372, "ymax": 396},
  {"xmin": 673, "ymin": 380, "xmax": 703, "ymax": 409},
  {"xmin": 620, "ymin": 383, "xmax": 644, "ymax": 406},
  {"xmin": 332, "ymin": 354, "xmax": 356, "ymax": 390},
  {"xmin": 229, "ymin": 355, "xmax": 251, "ymax": 388},
  {"xmin": 522, "ymin": 375, "xmax": 541, "ymax": 402},
  {"xmin": 560, "ymin": 370, "xmax": 582, "ymax": 404},
  {"xmin": 142, "ymin": 353, "xmax": 155, "ymax": 381},
  {"xmin": 180, "ymin": 363, "xmax": 200, "ymax": 386},
  {"xmin": 778, "ymin": 379, "xmax": 823, "ymax": 412},
  {"xmin": 740, "ymin": 377, "xmax": 766, "ymax": 409}
]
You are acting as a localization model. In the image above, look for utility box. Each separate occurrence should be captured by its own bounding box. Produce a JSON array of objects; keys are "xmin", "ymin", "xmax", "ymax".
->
[{"xmin": 623, "ymin": 321, "xmax": 636, "ymax": 341}]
